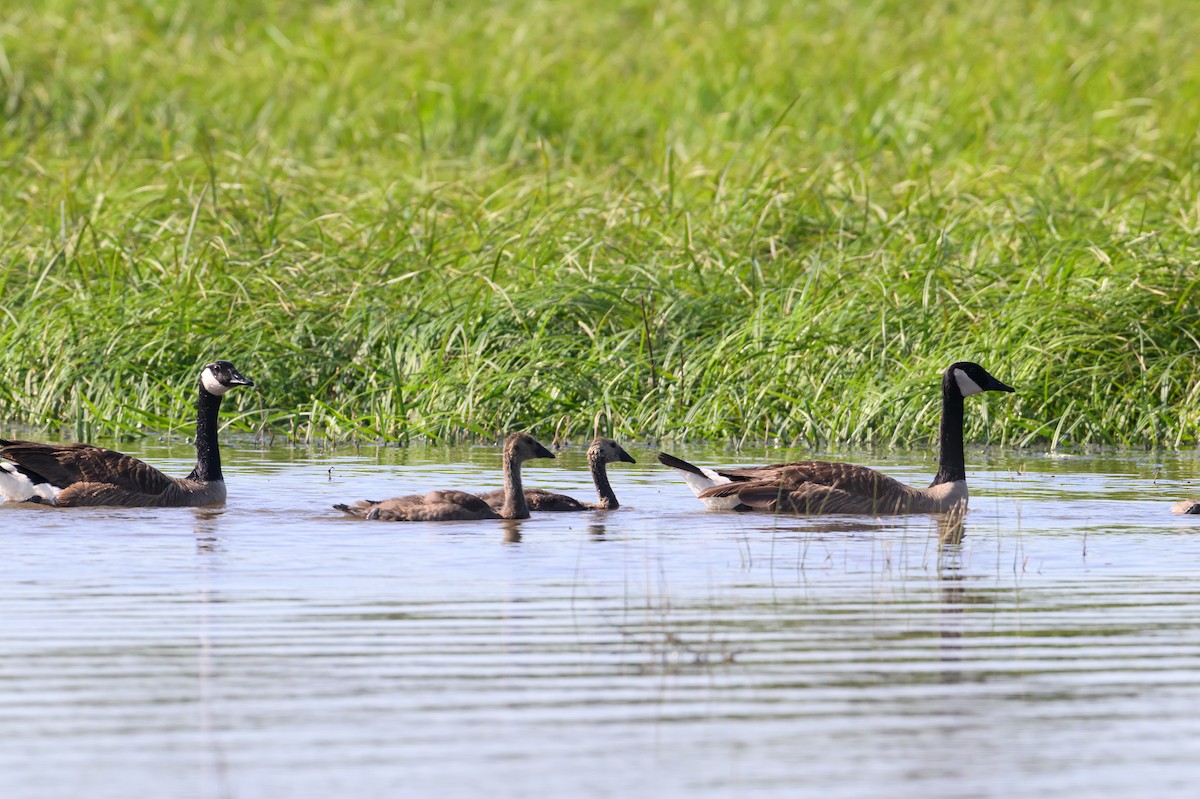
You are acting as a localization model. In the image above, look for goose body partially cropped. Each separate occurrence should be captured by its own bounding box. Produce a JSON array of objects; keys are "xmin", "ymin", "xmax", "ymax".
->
[
  {"xmin": 658, "ymin": 362, "xmax": 1015, "ymax": 516},
  {"xmin": 335, "ymin": 432, "xmax": 555, "ymax": 521},
  {"xmin": 0, "ymin": 361, "xmax": 254, "ymax": 507},
  {"xmin": 477, "ymin": 437, "xmax": 635, "ymax": 512}
]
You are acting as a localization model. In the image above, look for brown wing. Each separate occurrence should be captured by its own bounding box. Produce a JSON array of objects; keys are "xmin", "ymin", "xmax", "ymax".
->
[
  {"xmin": 523, "ymin": 489, "xmax": 589, "ymax": 512},
  {"xmin": 337, "ymin": 490, "xmax": 500, "ymax": 521},
  {"xmin": 708, "ymin": 461, "xmax": 809, "ymax": 483},
  {"xmin": 0, "ymin": 441, "xmax": 177, "ymax": 495},
  {"xmin": 477, "ymin": 488, "xmax": 590, "ymax": 512},
  {"xmin": 55, "ymin": 483, "xmax": 168, "ymax": 507},
  {"xmin": 709, "ymin": 461, "xmax": 908, "ymax": 494},
  {"xmin": 424, "ymin": 490, "xmax": 497, "ymax": 515},
  {"xmin": 735, "ymin": 482, "xmax": 912, "ymax": 515},
  {"xmin": 699, "ymin": 461, "xmax": 918, "ymax": 515}
]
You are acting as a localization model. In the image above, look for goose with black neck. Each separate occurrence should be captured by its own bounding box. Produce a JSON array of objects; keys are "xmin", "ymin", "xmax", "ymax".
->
[
  {"xmin": 657, "ymin": 362, "xmax": 1015, "ymax": 515},
  {"xmin": 0, "ymin": 360, "xmax": 254, "ymax": 507}
]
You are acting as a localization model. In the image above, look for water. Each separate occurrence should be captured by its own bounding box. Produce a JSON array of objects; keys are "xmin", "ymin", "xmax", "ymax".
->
[{"xmin": 4, "ymin": 439, "xmax": 1200, "ymax": 798}]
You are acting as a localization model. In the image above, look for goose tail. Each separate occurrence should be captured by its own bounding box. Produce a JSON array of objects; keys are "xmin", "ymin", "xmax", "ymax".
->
[
  {"xmin": 657, "ymin": 452, "xmax": 733, "ymax": 498},
  {"xmin": 334, "ymin": 500, "xmax": 379, "ymax": 519},
  {"xmin": 0, "ymin": 462, "xmax": 61, "ymax": 504}
]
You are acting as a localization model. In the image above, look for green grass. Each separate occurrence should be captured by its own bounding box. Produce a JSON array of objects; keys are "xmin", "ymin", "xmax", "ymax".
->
[{"xmin": 3, "ymin": 0, "xmax": 1200, "ymax": 447}]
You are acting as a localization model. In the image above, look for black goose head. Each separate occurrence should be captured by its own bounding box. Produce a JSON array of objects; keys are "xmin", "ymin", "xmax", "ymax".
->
[
  {"xmin": 199, "ymin": 361, "xmax": 255, "ymax": 397},
  {"xmin": 946, "ymin": 362, "xmax": 1015, "ymax": 398}
]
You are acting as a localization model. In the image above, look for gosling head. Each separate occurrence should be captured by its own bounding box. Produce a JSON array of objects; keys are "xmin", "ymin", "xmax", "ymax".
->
[
  {"xmin": 199, "ymin": 361, "xmax": 255, "ymax": 397},
  {"xmin": 946, "ymin": 362, "xmax": 1015, "ymax": 398},
  {"xmin": 504, "ymin": 432, "xmax": 556, "ymax": 463},
  {"xmin": 588, "ymin": 437, "xmax": 636, "ymax": 465}
]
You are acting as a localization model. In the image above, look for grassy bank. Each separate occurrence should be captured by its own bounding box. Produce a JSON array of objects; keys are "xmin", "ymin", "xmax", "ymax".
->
[{"xmin": 2, "ymin": 0, "xmax": 1200, "ymax": 447}]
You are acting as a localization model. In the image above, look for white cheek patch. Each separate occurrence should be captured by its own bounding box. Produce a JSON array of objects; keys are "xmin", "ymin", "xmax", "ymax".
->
[
  {"xmin": 200, "ymin": 368, "xmax": 230, "ymax": 396},
  {"xmin": 954, "ymin": 368, "xmax": 984, "ymax": 397}
]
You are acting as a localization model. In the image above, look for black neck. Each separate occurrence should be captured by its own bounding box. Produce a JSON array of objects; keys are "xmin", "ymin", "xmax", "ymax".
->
[
  {"xmin": 931, "ymin": 373, "xmax": 966, "ymax": 486},
  {"xmin": 590, "ymin": 456, "xmax": 618, "ymax": 509},
  {"xmin": 188, "ymin": 386, "xmax": 224, "ymax": 482}
]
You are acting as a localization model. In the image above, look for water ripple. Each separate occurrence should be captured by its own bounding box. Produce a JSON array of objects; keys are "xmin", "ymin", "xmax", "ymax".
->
[{"xmin": 2, "ymin": 445, "xmax": 1200, "ymax": 797}]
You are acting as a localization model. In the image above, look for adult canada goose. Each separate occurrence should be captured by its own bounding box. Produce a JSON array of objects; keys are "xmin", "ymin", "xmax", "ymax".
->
[
  {"xmin": 0, "ymin": 361, "xmax": 254, "ymax": 507},
  {"xmin": 658, "ymin": 361, "xmax": 1015, "ymax": 515},
  {"xmin": 334, "ymin": 432, "xmax": 555, "ymax": 521},
  {"xmin": 1171, "ymin": 500, "xmax": 1200, "ymax": 515},
  {"xmin": 477, "ymin": 437, "xmax": 636, "ymax": 512}
]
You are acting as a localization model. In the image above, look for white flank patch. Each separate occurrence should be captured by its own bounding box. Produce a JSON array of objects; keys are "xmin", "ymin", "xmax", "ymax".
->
[
  {"xmin": 0, "ymin": 463, "xmax": 61, "ymax": 504},
  {"xmin": 701, "ymin": 494, "xmax": 746, "ymax": 511},
  {"xmin": 200, "ymin": 367, "xmax": 230, "ymax": 396},
  {"xmin": 953, "ymin": 368, "xmax": 984, "ymax": 397}
]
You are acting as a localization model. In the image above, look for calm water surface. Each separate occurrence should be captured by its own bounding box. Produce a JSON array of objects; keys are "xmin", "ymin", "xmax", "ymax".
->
[{"xmin": 3, "ymin": 439, "xmax": 1200, "ymax": 798}]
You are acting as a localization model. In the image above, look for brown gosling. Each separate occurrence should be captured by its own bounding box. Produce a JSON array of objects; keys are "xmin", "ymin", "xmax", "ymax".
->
[
  {"xmin": 334, "ymin": 432, "xmax": 555, "ymax": 521},
  {"xmin": 478, "ymin": 437, "xmax": 636, "ymax": 512}
]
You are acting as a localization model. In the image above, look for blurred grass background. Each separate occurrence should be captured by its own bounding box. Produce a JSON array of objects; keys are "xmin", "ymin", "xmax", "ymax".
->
[{"xmin": 1, "ymin": 0, "xmax": 1199, "ymax": 447}]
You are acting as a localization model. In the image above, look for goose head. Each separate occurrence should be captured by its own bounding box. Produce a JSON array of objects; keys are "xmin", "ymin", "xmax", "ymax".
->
[
  {"xmin": 947, "ymin": 362, "xmax": 1015, "ymax": 398},
  {"xmin": 504, "ymin": 432, "xmax": 556, "ymax": 464},
  {"xmin": 200, "ymin": 361, "xmax": 255, "ymax": 397},
  {"xmin": 588, "ymin": 437, "xmax": 636, "ymax": 465}
]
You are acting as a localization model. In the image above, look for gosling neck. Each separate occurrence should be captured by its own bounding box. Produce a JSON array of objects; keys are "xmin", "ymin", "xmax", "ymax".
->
[
  {"xmin": 188, "ymin": 385, "xmax": 224, "ymax": 483},
  {"xmin": 589, "ymin": 454, "xmax": 619, "ymax": 509},
  {"xmin": 931, "ymin": 372, "xmax": 967, "ymax": 487},
  {"xmin": 500, "ymin": 450, "xmax": 531, "ymax": 520}
]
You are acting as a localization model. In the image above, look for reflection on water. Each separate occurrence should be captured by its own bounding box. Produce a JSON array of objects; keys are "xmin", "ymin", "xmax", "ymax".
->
[
  {"xmin": 4, "ymin": 442, "xmax": 1200, "ymax": 798},
  {"xmin": 499, "ymin": 519, "xmax": 523, "ymax": 544},
  {"xmin": 937, "ymin": 512, "xmax": 967, "ymax": 545},
  {"xmin": 192, "ymin": 508, "xmax": 226, "ymax": 554}
]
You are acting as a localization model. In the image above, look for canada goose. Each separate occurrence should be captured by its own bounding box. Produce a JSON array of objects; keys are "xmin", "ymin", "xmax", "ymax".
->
[
  {"xmin": 1171, "ymin": 500, "xmax": 1200, "ymax": 515},
  {"xmin": 334, "ymin": 432, "xmax": 555, "ymax": 521},
  {"xmin": 0, "ymin": 361, "xmax": 254, "ymax": 507},
  {"xmin": 658, "ymin": 362, "xmax": 1015, "ymax": 515},
  {"xmin": 477, "ymin": 437, "xmax": 636, "ymax": 512}
]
